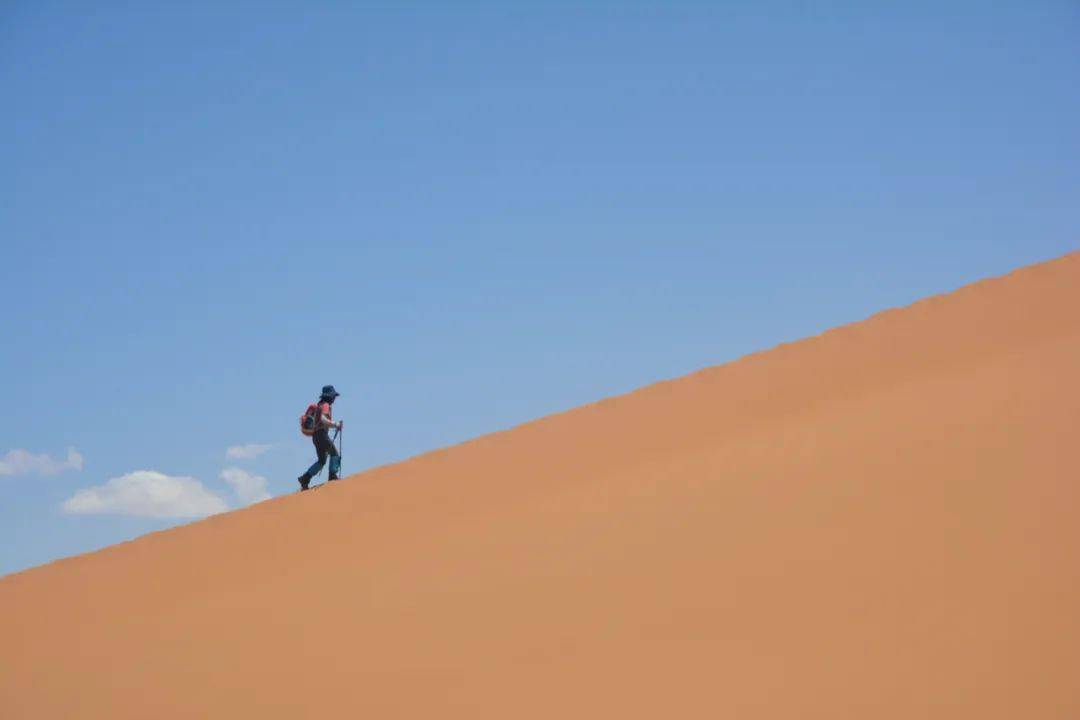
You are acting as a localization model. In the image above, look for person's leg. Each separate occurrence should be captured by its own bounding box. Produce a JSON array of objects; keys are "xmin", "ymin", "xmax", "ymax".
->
[
  {"xmin": 328, "ymin": 441, "xmax": 341, "ymax": 480},
  {"xmin": 310, "ymin": 431, "xmax": 330, "ymax": 475},
  {"xmin": 317, "ymin": 430, "xmax": 341, "ymax": 480},
  {"xmin": 299, "ymin": 432, "xmax": 329, "ymax": 488}
]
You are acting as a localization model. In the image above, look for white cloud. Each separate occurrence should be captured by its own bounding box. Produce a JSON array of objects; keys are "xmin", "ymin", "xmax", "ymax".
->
[
  {"xmin": 0, "ymin": 447, "xmax": 83, "ymax": 477},
  {"xmin": 220, "ymin": 467, "xmax": 272, "ymax": 505},
  {"xmin": 61, "ymin": 471, "xmax": 229, "ymax": 518},
  {"xmin": 225, "ymin": 443, "xmax": 272, "ymax": 461}
]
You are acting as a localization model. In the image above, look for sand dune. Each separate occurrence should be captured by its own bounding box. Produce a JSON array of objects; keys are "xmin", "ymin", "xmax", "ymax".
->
[{"xmin": 2, "ymin": 252, "xmax": 1078, "ymax": 718}]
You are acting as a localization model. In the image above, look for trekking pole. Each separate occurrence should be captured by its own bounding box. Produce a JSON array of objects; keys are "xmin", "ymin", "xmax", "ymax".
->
[{"xmin": 335, "ymin": 426, "xmax": 342, "ymax": 473}]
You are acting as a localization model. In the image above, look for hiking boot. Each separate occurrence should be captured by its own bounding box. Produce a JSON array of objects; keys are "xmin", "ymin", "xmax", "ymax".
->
[{"xmin": 298, "ymin": 474, "xmax": 310, "ymax": 491}]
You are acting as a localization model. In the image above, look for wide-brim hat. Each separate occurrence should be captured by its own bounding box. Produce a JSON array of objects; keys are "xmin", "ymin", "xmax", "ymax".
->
[{"xmin": 320, "ymin": 384, "xmax": 340, "ymax": 399}]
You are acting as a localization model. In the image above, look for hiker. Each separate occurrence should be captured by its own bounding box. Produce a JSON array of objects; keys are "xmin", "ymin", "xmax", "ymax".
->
[{"xmin": 298, "ymin": 385, "xmax": 343, "ymax": 490}]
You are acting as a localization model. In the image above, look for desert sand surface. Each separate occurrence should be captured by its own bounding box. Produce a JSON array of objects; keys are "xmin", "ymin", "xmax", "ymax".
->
[{"xmin": 2, "ymin": 252, "xmax": 1078, "ymax": 718}]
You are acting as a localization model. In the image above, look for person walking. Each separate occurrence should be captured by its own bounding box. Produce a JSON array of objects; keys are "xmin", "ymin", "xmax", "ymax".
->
[{"xmin": 298, "ymin": 385, "xmax": 343, "ymax": 490}]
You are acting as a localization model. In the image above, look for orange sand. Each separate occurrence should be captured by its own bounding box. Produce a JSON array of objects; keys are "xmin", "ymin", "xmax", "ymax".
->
[{"xmin": 2, "ymin": 252, "xmax": 1078, "ymax": 718}]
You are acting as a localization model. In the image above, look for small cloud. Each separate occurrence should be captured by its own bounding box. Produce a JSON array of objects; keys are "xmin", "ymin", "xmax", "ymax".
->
[
  {"xmin": 0, "ymin": 447, "xmax": 83, "ymax": 477},
  {"xmin": 225, "ymin": 443, "xmax": 272, "ymax": 461},
  {"xmin": 220, "ymin": 467, "xmax": 272, "ymax": 505},
  {"xmin": 61, "ymin": 471, "xmax": 228, "ymax": 518}
]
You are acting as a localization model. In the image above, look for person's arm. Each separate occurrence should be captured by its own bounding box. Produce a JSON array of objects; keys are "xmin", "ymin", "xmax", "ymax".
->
[{"xmin": 319, "ymin": 406, "xmax": 341, "ymax": 430}]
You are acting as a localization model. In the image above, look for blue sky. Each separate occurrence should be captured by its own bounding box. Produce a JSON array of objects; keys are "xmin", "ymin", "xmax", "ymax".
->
[{"xmin": 2, "ymin": 1, "xmax": 1077, "ymax": 575}]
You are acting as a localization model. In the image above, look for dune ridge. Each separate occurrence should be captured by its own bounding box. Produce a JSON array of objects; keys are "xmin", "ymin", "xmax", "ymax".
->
[{"xmin": 2, "ymin": 251, "xmax": 1078, "ymax": 718}]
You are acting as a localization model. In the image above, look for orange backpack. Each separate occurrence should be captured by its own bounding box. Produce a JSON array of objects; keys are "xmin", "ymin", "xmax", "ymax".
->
[{"xmin": 299, "ymin": 403, "xmax": 320, "ymax": 436}]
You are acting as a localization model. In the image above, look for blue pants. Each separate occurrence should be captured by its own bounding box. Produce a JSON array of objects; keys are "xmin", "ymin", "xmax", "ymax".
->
[{"xmin": 303, "ymin": 429, "xmax": 340, "ymax": 480}]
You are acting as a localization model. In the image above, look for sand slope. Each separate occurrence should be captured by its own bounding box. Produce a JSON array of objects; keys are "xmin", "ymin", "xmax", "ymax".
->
[{"xmin": 2, "ymin": 252, "xmax": 1079, "ymax": 719}]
